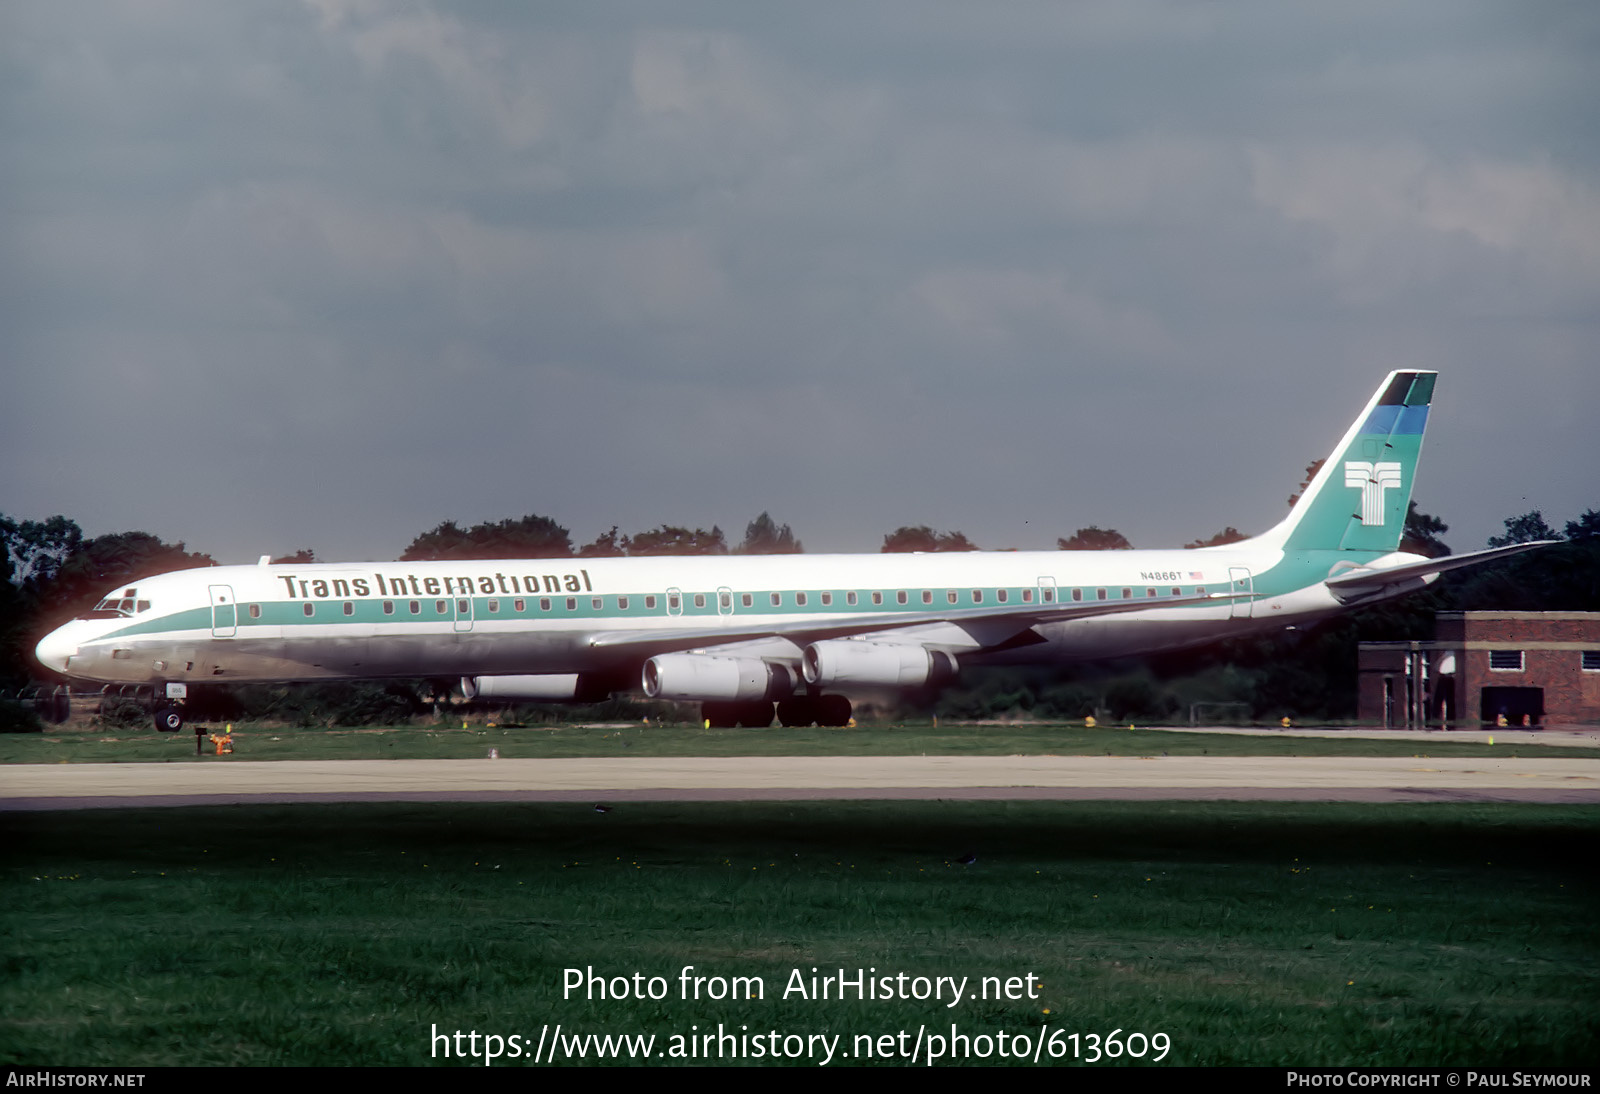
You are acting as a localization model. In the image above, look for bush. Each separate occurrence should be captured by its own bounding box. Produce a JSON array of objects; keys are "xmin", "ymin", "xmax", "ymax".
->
[
  {"xmin": 0, "ymin": 698, "xmax": 43, "ymax": 733},
  {"xmin": 95, "ymin": 696, "xmax": 149, "ymax": 729}
]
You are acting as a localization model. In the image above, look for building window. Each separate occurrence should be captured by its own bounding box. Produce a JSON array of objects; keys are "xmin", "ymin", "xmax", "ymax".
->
[
  {"xmin": 1583, "ymin": 651, "xmax": 1600, "ymax": 671},
  {"xmin": 1489, "ymin": 650, "xmax": 1524, "ymax": 671}
]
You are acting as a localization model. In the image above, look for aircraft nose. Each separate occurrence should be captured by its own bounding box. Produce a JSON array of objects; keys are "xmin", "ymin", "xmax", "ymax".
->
[{"xmin": 35, "ymin": 626, "xmax": 79, "ymax": 675}]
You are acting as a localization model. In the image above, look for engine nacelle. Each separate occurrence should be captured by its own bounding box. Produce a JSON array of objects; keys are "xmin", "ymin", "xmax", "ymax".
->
[
  {"xmin": 801, "ymin": 640, "xmax": 957, "ymax": 688},
  {"xmin": 642, "ymin": 653, "xmax": 796, "ymax": 701},
  {"xmin": 461, "ymin": 674, "xmax": 605, "ymax": 702}
]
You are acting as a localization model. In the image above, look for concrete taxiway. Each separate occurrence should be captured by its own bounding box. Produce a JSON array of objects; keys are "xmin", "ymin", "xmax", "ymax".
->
[{"xmin": 4, "ymin": 754, "xmax": 1598, "ymax": 809}]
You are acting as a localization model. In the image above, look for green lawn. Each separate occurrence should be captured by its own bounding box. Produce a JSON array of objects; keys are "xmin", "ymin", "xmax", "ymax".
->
[{"xmin": 3, "ymin": 801, "xmax": 1595, "ymax": 1066}]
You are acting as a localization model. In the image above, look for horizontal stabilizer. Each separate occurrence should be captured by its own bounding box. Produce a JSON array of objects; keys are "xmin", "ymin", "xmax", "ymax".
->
[{"xmin": 1324, "ymin": 541, "xmax": 1556, "ymax": 600}]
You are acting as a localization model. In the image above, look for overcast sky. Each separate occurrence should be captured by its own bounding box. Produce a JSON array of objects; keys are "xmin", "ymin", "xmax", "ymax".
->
[{"xmin": 3, "ymin": 1, "xmax": 1595, "ymax": 564}]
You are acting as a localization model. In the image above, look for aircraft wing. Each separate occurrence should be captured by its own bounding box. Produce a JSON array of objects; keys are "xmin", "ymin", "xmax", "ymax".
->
[
  {"xmin": 588, "ymin": 590, "xmax": 1238, "ymax": 658},
  {"xmin": 1324, "ymin": 541, "xmax": 1556, "ymax": 601}
]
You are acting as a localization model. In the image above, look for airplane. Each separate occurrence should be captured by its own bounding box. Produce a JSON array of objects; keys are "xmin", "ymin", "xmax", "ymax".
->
[{"xmin": 34, "ymin": 370, "xmax": 1550, "ymax": 732}]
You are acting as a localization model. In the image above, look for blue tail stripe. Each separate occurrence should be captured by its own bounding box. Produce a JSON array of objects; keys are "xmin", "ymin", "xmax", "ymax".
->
[{"xmin": 1360, "ymin": 404, "xmax": 1429, "ymax": 435}]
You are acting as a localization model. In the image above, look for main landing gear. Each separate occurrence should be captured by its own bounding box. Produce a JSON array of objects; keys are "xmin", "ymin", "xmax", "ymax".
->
[
  {"xmin": 154, "ymin": 706, "xmax": 184, "ymax": 733},
  {"xmin": 701, "ymin": 695, "xmax": 853, "ymax": 729}
]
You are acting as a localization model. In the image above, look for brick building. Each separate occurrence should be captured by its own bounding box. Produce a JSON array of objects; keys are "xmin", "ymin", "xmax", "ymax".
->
[{"xmin": 1357, "ymin": 612, "xmax": 1600, "ymax": 728}]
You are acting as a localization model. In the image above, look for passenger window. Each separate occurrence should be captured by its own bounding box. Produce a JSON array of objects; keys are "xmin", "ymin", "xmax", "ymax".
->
[
  {"xmin": 436, "ymin": 600, "xmax": 448, "ymax": 614},
  {"xmin": 694, "ymin": 593, "xmax": 706, "ymax": 608},
  {"xmin": 592, "ymin": 597, "xmax": 603, "ymax": 610},
  {"xmin": 896, "ymin": 591, "xmax": 908, "ymax": 605},
  {"xmin": 1196, "ymin": 586, "xmax": 1206, "ymax": 596},
  {"xmin": 1171, "ymin": 587, "xmax": 1181, "ymax": 597},
  {"xmin": 566, "ymin": 597, "xmax": 576, "ymax": 610},
  {"xmin": 488, "ymin": 598, "xmax": 499, "ymax": 613},
  {"xmin": 872, "ymin": 592, "xmax": 883, "ymax": 606},
  {"xmin": 514, "ymin": 599, "xmax": 525, "ymax": 612},
  {"xmin": 304, "ymin": 603, "xmax": 315, "ymax": 617},
  {"xmin": 796, "ymin": 592, "xmax": 808, "ymax": 606},
  {"xmin": 847, "ymin": 592, "xmax": 858, "ymax": 606},
  {"xmin": 947, "ymin": 591, "xmax": 958, "ymax": 604},
  {"xmin": 997, "ymin": 589, "xmax": 1008, "ymax": 603},
  {"xmin": 344, "ymin": 602, "xmax": 355, "ymax": 616},
  {"xmin": 771, "ymin": 593, "xmax": 782, "ymax": 607},
  {"xmin": 720, "ymin": 591, "xmax": 732, "ymax": 610},
  {"xmin": 821, "ymin": 592, "xmax": 832, "ymax": 606},
  {"xmin": 137, "ymin": 600, "xmax": 151, "ymax": 613},
  {"xmin": 972, "ymin": 590, "xmax": 983, "ymax": 603},
  {"xmin": 1043, "ymin": 588, "xmax": 1055, "ymax": 603},
  {"xmin": 668, "ymin": 593, "xmax": 680, "ymax": 611},
  {"xmin": 1022, "ymin": 589, "xmax": 1033, "ymax": 603},
  {"xmin": 922, "ymin": 590, "xmax": 932, "ymax": 604},
  {"xmin": 1121, "ymin": 588, "xmax": 1131, "ymax": 599},
  {"xmin": 741, "ymin": 593, "xmax": 752, "ymax": 607},
  {"xmin": 459, "ymin": 599, "xmax": 470, "ymax": 614},
  {"xmin": 619, "ymin": 596, "xmax": 630, "ymax": 610},
  {"xmin": 410, "ymin": 600, "xmax": 420, "ymax": 614},
  {"xmin": 249, "ymin": 604, "xmax": 262, "ymax": 619},
  {"xmin": 645, "ymin": 595, "xmax": 656, "ymax": 609},
  {"xmin": 1146, "ymin": 588, "xmax": 1156, "ymax": 597},
  {"xmin": 1096, "ymin": 589, "xmax": 1107, "ymax": 600}
]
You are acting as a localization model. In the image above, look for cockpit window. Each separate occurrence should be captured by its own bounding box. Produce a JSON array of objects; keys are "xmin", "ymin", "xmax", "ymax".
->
[{"xmin": 84, "ymin": 590, "xmax": 147, "ymax": 620}]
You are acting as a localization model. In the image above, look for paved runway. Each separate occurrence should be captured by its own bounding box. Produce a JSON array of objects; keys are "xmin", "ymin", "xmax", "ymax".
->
[{"xmin": 4, "ymin": 754, "xmax": 1598, "ymax": 808}]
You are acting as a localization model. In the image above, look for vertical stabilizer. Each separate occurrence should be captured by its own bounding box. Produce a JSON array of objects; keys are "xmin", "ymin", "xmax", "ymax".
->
[{"xmin": 1256, "ymin": 371, "xmax": 1434, "ymax": 553}]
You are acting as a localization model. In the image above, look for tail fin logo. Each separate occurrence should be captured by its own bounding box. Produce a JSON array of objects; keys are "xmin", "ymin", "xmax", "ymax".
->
[{"xmin": 1344, "ymin": 461, "xmax": 1402, "ymax": 526}]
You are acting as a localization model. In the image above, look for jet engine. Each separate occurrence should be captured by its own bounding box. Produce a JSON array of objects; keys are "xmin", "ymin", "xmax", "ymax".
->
[
  {"xmin": 642, "ymin": 653, "xmax": 796, "ymax": 701},
  {"xmin": 801, "ymin": 640, "xmax": 957, "ymax": 688}
]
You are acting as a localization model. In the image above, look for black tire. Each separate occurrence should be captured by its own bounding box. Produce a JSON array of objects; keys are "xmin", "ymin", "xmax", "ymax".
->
[
  {"xmin": 776, "ymin": 698, "xmax": 814, "ymax": 727},
  {"xmin": 817, "ymin": 694, "xmax": 852, "ymax": 728},
  {"xmin": 736, "ymin": 701, "xmax": 774, "ymax": 728},
  {"xmin": 154, "ymin": 707, "xmax": 183, "ymax": 733}
]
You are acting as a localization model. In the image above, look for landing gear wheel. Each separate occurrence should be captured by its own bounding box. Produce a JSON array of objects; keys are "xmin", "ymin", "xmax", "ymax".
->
[
  {"xmin": 735, "ymin": 701, "xmax": 774, "ymax": 728},
  {"xmin": 154, "ymin": 706, "xmax": 184, "ymax": 733},
  {"xmin": 816, "ymin": 694, "xmax": 852, "ymax": 728},
  {"xmin": 776, "ymin": 698, "xmax": 815, "ymax": 727}
]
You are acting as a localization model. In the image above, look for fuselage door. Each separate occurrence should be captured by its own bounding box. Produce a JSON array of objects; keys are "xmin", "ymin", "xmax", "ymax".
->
[
  {"xmin": 209, "ymin": 585, "xmax": 237, "ymax": 638},
  {"xmin": 453, "ymin": 595, "xmax": 474, "ymax": 633},
  {"xmin": 1227, "ymin": 567, "xmax": 1253, "ymax": 619}
]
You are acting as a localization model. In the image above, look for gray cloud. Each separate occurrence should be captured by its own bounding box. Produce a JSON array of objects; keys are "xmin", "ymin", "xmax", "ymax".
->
[{"xmin": 2, "ymin": 0, "xmax": 1594, "ymax": 563}]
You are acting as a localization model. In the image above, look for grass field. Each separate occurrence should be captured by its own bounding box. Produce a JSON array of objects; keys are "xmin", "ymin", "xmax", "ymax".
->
[
  {"xmin": 3, "ymin": 801, "xmax": 1596, "ymax": 1067},
  {"xmin": 6, "ymin": 719, "xmax": 1597, "ymax": 764}
]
